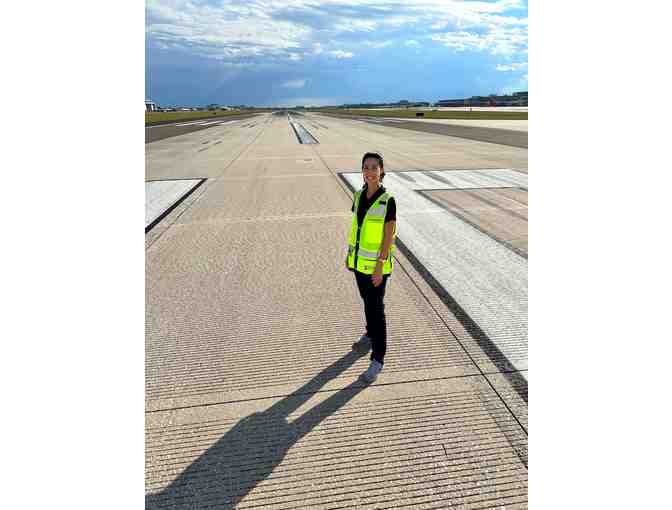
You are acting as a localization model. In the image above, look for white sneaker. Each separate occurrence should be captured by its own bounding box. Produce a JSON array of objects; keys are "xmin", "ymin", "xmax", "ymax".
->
[
  {"xmin": 362, "ymin": 360, "xmax": 383, "ymax": 383},
  {"xmin": 352, "ymin": 334, "xmax": 372, "ymax": 352}
]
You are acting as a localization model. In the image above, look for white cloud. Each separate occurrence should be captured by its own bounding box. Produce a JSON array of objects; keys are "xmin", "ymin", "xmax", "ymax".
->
[
  {"xmin": 430, "ymin": 24, "xmax": 527, "ymax": 56},
  {"xmin": 405, "ymin": 40, "xmax": 419, "ymax": 47},
  {"xmin": 146, "ymin": 0, "xmax": 311, "ymax": 60},
  {"xmin": 282, "ymin": 79, "xmax": 307, "ymax": 88},
  {"xmin": 146, "ymin": 0, "xmax": 527, "ymax": 61},
  {"xmin": 332, "ymin": 19, "xmax": 377, "ymax": 32},
  {"xmin": 377, "ymin": 15, "xmax": 420, "ymax": 27},
  {"xmin": 417, "ymin": 0, "xmax": 525, "ymax": 17},
  {"xmin": 496, "ymin": 62, "xmax": 527, "ymax": 71},
  {"xmin": 329, "ymin": 50, "xmax": 354, "ymax": 59},
  {"xmin": 362, "ymin": 40, "xmax": 393, "ymax": 48},
  {"xmin": 270, "ymin": 96, "xmax": 342, "ymax": 107},
  {"xmin": 214, "ymin": 61, "xmax": 255, "ymax": 69}
]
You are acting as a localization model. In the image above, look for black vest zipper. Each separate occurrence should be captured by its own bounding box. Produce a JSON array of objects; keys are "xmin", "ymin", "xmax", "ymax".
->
[{"xmin": 354, "ymin": 223, "xmax": 362, "ymax": 270}]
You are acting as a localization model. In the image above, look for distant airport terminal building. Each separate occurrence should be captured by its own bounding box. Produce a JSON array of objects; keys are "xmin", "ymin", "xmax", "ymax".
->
[
  {"xmin": 145, "ymin": 100, "xmax": 158, "ymax": 112},
  {"xmin": 341, "ymin": 100, "xmax": 431, "ymax": 108},
  {"xmin": 337, "ymin": 93, "xmax": 527, "ymax": 109},
  {"xmin": 435, "ymin": 91, "xmax": 528, "ymax": 107}
]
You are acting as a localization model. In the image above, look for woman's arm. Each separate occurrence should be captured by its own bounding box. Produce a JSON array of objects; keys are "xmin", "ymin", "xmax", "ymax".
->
[{"xmin": 380, "ymin": 221, "xmax": 396, "ymax": 259}]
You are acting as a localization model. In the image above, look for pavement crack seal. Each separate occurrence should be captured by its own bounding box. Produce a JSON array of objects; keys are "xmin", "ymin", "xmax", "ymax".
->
[{"xmin": 146, "ymin": 373, "xmax": 508, "ymax": 414}]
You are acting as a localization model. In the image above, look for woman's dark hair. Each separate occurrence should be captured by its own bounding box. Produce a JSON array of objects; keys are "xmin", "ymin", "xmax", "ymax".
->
[{"xmin": 361, "ymin": 152, "xmax": 385, "ymax": 181}]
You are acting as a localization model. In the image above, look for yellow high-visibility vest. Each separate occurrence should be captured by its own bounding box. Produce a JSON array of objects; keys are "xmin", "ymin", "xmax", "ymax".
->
[{"xmin": 347, "ymin": 188, "xmax": 396, "ymax": 274}]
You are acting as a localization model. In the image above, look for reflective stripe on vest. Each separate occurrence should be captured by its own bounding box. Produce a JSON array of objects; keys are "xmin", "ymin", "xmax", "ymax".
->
[
  {"xmin": 357, "ymin": 247, "xmax": 378, "ymax": 258},
  {"xmin": 367, "ymin": 205, "xmax": 386, "ymax": 218}
]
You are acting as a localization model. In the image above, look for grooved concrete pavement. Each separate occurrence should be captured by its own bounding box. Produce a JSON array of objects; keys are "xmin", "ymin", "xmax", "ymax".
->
[{"xmin": 146, "ymin": 112, "xmax": 528, "ymax": 508}]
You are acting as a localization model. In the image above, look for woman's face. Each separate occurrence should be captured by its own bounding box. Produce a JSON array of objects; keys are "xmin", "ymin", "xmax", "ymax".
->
[{"xmin": 362, "ymin": 157, "xmax": 382, "ymax": 187}]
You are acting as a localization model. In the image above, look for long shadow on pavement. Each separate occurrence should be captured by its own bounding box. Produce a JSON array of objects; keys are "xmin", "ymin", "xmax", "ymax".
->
[{"xmin": 146, "ymin": 348, "xmax": 369, "ymax": 509}]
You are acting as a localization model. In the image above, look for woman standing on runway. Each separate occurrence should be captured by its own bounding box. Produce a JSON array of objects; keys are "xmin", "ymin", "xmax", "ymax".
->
[{"xmin": 345, "ymin": 152, "xmax": 397, "ymax": 383}]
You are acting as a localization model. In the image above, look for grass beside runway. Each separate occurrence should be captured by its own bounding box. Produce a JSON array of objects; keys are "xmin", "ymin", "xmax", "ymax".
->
[
  {"xmin": 145, "ymin": 110, "xmax": 273, "ymax": 126},
  {"xmin": 315, "ymin": 108, "xmax": 528, "ymax": 120}
]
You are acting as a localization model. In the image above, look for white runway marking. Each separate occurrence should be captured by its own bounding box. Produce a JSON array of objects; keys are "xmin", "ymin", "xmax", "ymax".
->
[
  {"xmin": 146, "ymin": 119, "xmax": 242, "ymax": 128},
  {"xmin": 343, "ymin": 169, "xmax": 528, "ymax": 377},
  {"xmin": 364, "ymin": 118, "xmax": 407, "ymax": 123},
  {"xmin": 146, "ymin": 120, "xmax": 209, "ymax": 128},
  {"xmin": 173, "ymin": 121, "xmax": 211, "ymax": 126},
  {"xmin": 383, "ymin": 168, "xmax": 527, "ymax": 190},
  {"xmin": 145, "ymin": 180, "xmax": 202, "ymax": 229},
  {"xmin": 200, "ymin": 120, "xmax": 240, "ymax": 126}
]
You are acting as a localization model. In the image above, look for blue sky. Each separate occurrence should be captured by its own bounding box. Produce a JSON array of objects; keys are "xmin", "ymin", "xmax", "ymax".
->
[{"xmin": 146, "ymin": 0, "xmax": 528, "ymax": 107}]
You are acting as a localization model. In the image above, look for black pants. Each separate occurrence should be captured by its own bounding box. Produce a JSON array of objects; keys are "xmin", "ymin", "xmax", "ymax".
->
[{"xmin": 354, "ymin": 270, "xmax": 390, "ymax": 365}]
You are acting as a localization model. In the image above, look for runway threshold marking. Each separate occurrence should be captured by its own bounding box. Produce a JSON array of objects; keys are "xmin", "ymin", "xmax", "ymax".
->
[{"xmin": 342, "ymin": 169, "xmax": 528, "ymax": 379}]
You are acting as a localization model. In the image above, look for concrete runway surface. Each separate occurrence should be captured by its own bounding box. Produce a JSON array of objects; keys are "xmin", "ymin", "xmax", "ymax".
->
[
  {"xmin": 326, "ymin": 114, "xmax": 528, "ymax": 148},
  {"xmin": 145, "ymin": 112, "xmax": 528, "ymax": 508}
]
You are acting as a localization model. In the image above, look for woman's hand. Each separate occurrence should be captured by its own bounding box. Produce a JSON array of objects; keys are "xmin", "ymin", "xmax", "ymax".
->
[{"xmin": 372, "ymin": 267, "xmax": 383, "ymax": 287}]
